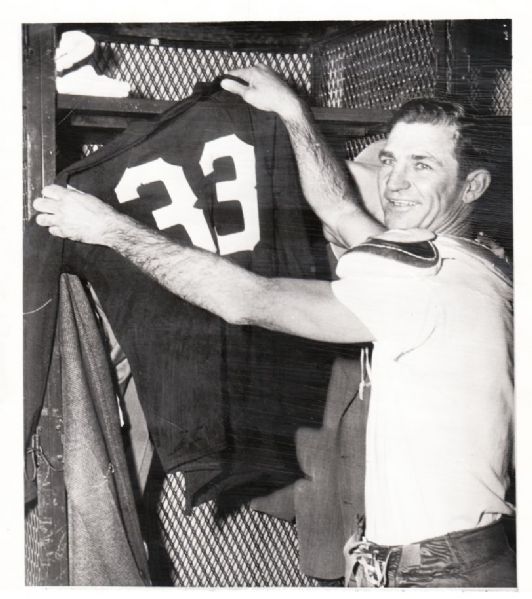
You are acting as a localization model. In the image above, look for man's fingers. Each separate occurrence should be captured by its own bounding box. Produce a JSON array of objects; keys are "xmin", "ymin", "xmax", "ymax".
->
[
  {"xmin": 34, "ymin": 212, "xmax": 67, "ymax": 239},
  {"xmin": 221, "ymin": 73, "xmax": 249, "ymax": 86},
  {"xmin": 42, "ymin": 183, "xmax": 69, "ymax": 199},
  {"xmin": 33, "ymin": 196, "xmax": 59, "ymax": 213},
  {"xmin": 34, "ymin": 183, "xmax": 73, "ymax": 213},
  {"xmin": 48, "ymin": 226, "xmax": 65, "ymax": 238},
  {"xmin": 222, "ymin": 67, "xmax": 255, "ymax": 81},
  {"xmin": 220, "ymin": 77, "xmax": 248, "ymax": 97},
  {"xmin": 35, "ymin": 213, "xmax": 56, "ymax": 227}
]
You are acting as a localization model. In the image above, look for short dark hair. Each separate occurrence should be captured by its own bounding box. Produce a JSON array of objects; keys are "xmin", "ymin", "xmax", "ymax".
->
[{"xmin": 389, "ymin": 98, "xmax": 491, "ymax": 179}]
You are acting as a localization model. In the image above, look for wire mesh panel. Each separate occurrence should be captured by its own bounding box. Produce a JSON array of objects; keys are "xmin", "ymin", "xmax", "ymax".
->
[
  {"xmin": 492, "ymin": 68, "xmax": 512, "ymax": 116},
  {"xmin": 92, "ymin": 41, "xmax": 312, "ymax": 101},
  {"xmin": 345, "ymin": 132, "xmax": 387, "ymax": 161},
  {"xmin": 462, "ymin": 21, "xmax": 511, "ymax": 116},
  {"xmin": 470, "ymin": 64, "xmax": 512, "ymax": 116},
  {"xmin": 315, "ymin": 21, "xmax": 436, "ymax": 110},
  {"xmin": 25, "ymin": 505, "xmax": 41, "ymax": 585},
  {"xmin": 151, "ymin": 472, "xmax": 317, "ymax": 587}
]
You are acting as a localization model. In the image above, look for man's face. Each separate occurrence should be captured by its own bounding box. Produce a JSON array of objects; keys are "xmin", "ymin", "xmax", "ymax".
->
[{"xmin": 377, "ymin": 121, "xmax": 464, "ymax": 231}]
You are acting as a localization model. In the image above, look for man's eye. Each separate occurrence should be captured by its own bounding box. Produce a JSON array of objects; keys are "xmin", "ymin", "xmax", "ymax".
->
[
  {"xmin": 380, "ymin": 157, "xmax": 393, "ymax": 166},
  {"xmin": 415, "ymin": 162, "xmax": 431, "ymax": 171}
]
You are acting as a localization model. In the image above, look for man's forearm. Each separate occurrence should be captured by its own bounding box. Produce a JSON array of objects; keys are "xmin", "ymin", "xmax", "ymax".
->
[
  {"xmin": 104, "ymin": 214, "xmax": 262, "ymax": 325},
  {"xmin": 281, "ymin": 104, "xmax": 382, "ymax": 247},
  {"xmin": 282, "ymin": 104, "xmax": 356, "ymax": 221}
]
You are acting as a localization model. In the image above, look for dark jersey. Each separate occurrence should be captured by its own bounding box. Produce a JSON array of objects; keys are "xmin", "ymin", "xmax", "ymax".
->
[{"xmin": 58, "ymin": 82, "xmax": 335, "ymax": 506}]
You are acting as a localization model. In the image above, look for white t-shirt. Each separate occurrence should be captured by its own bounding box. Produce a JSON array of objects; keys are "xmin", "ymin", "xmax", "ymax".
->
[{"xmin": 331, "ymin": 234, "xmax": 514, "ymax": 546}]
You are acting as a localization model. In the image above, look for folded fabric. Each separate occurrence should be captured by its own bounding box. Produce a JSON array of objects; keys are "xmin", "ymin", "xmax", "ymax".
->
[
  {"xmin": 56, "ymin": 65, "xmax": 130, "ymax": 97},
  {"xmin": 55, "ymin": 30, "xmax": 96, "ymax": 72}
]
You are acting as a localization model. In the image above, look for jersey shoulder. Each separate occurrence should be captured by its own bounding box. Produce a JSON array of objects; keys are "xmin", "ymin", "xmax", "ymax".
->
[{"xmin": 346, "ymin": 228, "xmax": 440, "ymax": 269}]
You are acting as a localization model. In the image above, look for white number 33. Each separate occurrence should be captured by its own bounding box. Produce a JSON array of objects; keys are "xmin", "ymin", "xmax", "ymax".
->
[{"xmin": 115, "ymin": 134, "xmax": 260, "ymax": 255}]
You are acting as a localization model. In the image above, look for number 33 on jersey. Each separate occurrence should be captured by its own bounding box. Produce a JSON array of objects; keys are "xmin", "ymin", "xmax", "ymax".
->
[{"xmin": 115, "ymin": 134, "xmax": 260, "ymax": 255}]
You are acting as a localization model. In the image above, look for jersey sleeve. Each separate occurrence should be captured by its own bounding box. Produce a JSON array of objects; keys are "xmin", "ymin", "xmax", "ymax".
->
[{"xmin": 331, "ymin": 241, "xmax": 441, "ymax": 354}]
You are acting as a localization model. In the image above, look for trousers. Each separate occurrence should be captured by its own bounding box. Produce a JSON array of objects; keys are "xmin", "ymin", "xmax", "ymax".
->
[{"xmin": 345, "ymin": 519, "xmax": 516, "ymax": 588}]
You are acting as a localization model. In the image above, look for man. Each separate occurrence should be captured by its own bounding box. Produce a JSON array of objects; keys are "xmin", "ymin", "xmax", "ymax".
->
[{"xmin": 33, "ymin": 65, "xmax": 514, "ymax": 587}]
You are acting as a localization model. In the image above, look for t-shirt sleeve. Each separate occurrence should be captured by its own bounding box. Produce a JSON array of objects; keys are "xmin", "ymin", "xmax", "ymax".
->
[{"xmin": 331, "ymin": 249, "xmax": 440, "ymax": 354}]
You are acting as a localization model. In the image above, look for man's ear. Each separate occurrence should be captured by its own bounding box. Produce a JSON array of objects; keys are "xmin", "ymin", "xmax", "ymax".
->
[{"xmin": 461, "ymin": 169, "xmax": 491, "ymax": 204}]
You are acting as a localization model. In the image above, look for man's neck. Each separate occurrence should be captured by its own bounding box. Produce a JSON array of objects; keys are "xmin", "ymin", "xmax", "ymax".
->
[{"xmin": 434, "ymin": 204, "xmax": 474, "ymax": 239}]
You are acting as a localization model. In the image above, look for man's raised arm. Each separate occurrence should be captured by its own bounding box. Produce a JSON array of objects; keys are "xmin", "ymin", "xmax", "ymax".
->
[
  {"xmin": 221, "ymin": 64, "xmax": 384, "ymax": 248},
  {"xmin": 33, "ymin": 185, "xmax": 374, "ymax": 345}
]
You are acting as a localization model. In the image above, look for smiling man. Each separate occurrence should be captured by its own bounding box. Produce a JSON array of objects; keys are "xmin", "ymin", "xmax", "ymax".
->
[
  {"xmin": 33, "ymin": 64, "xmax": 514, "ymax": 588},
  {"xmin": 377, "ymin": 103, "xmax": 491, "ymax": 234}
]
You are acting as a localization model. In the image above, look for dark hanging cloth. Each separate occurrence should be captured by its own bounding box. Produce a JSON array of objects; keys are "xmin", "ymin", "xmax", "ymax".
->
[
  {"xmin": 56, "ymin": 80, "xmax": 336, "ymax": 509},
  {"xmin": 59, "ymin": 273, "xmax": 150, "ymax": 585}
]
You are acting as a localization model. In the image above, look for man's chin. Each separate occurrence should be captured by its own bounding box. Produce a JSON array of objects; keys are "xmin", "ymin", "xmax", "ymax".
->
[{"xmin": 383, "ymin": 214, "xmax": 419, "ymax": 230}]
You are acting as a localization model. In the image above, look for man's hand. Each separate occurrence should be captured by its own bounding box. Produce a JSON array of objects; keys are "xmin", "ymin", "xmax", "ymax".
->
[
  {"xmin": 222, "ymin": 64, "xmax": 383, "ymax": 248},
  {"xmin": 33, "ymin": 184, "xmax": 125, "ymax": 245},
  {"xmin": 221, "ymin": 64, "xmax": 303, "ymax": 122}
]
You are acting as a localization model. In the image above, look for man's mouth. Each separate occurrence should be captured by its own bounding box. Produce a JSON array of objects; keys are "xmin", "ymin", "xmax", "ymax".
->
[{"xmin": 387, "ymin": 198, "xmax": 418, "ymax": 209}]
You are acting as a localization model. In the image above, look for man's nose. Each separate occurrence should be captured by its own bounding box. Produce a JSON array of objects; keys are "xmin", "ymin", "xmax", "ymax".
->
[{"xmin": 386, "ymin": 165, "xmax": 410, "ymax": 192}]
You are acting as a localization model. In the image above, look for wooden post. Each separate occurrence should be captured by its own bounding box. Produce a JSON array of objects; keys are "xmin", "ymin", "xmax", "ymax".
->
[
  {"xmin": 23, "ymin": 24, "xmax": 57, "ymax": 220},
  {"xmin": 23, "ymin": 23, "xmax": 68, "ymax": 586}
]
